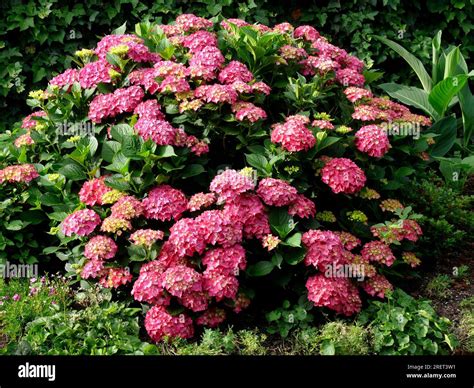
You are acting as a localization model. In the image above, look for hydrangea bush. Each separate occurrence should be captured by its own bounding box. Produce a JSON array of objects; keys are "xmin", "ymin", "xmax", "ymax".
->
[{"xmin": 1, "ymin": 14, "xmax": 436, "ymax": 342}]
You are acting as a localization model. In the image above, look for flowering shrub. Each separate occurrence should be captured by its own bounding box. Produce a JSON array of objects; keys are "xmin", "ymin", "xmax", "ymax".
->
[{"xmin": 1, "ymin": 14, "xmax": 436, "ymax": 342}]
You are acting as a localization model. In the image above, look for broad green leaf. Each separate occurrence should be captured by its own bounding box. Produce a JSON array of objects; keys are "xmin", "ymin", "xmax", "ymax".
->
[
  {"xmin": 375, "ymin": 35, "xmax": 432, "ymax": 92},
  {"xmin": 110, "ymin": 124, "xmax": 134, "ymax": 142},
  {"xmin": 269, "ymin": 208, "xmax": 295, "ymax": 238},
  {"xmin": 245, "ymin": 153, "xmax": 269, "ymax": 175},
  {"xmin": 378, "ymin": 83, "xmax": 438, "ymax": 119},
  {"xmin": 59, "ymin": 162, "xmax": 86, "ymax": 181},
  {"xmin": 428, "ymin": 75, "xmax": 468, "ymax": 116},
  {"xmin": 429, "ymin": 116, "xmax": 457, "ymax": 157},
  {"xmin": 285, "ymin": 233, "xmax": 302, "ymax": 247},
  {"xmin": 247, "ymin": 261, "xmax": 274, "ymax": 277},
  {"xmin": 112, "ymin": 22, "xmax": 127, "ymax": 35},
  {"xmin": 443, "ymin": 47, "xmax": 460, "ymax": 79}
]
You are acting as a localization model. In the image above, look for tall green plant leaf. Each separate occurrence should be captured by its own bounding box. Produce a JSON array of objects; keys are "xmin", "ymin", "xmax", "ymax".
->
[
  {"xmin": 374, "ymin": 35, "xmax": 433, "ymax": 92},
  {"xmin": 429, "ymin": 116, "xmax": 457, "ymax": 157},
  {"xmin": 428, "ymin": 75, "xmax": 468, "ymax": 117},
  {"xmin": 378, "ymin": 83, "xmax": 438, "ymax": 119}
]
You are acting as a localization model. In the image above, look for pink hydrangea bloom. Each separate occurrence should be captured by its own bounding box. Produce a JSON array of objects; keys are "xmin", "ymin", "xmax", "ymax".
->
[
  {"xmin": 194, "ymin": 84, "xmax": 238, "ymax": 104},
  {"xmin": 361, "ymin": 241, "xmax": 396, "ymax": 266},
  {"xmin": 145, "ymin": 305, "xmax": 194, "ymax": 343},
  {"xmin": 271, "ymin": 115, "xmax": 316, "ymax": 152},
  {"xmin": 224, "ymin": 193, "xmax": 270, "ymax": 240},
  {"xmin": 288, "ymin": 194, "xmax": 316, "ymax": 218},
  {"xmin": 84, "ymin": 235, "xmax": 117, "ymax": 260},
  {"xmin": 202, "ymin": 245, "xmax": 246, "ymax": 276},
  {"xmin": 130, "ymin": 229, "xmax": 164, "ymax": 247},
  {"xmin": 14, "ymin": 133, "xmax": 34, "ymax": 147},
  {"xmin": 178, "ymin": 291, "xmax": 209, "ymax": 312},
  {"xmin": 334, "ymin": 231, "xmax": 361, "ymax": 251},
  {"xmin": 196, "ymin": 210, "xmax": 243, "ymax": 248},
  {"xmin": 189, "ymin": 46, "xmax": 225, "ymax": 70},
  {"xmin": 344, "ymin": 87, "xmax": 372, "ymax": 102},
  {"xmin": 21, "ymin": 111, "xmax": 46, "ymax": 129},
  {"xmin": 312, "ymin": 119, "xmax": 334, "ymax": 130},
  {"xmin": 336, "ymin": 68, "xmax": 365, "ymax": 87},
  {"xmin": 100, "ymin": 216, "xmax": 132, "ymax": 235},
  {"xmin": 62, "ymin": 209, "xmax": 101, "ymax": 237},
  {"xmin": 279, "ymin": 45, "xmax": 307, "ymax": 60},
  {"xmin": 202, "ymin": 269, "xmax": 239, "ymax": 301},
  {"xmin": 142, "ymin": 185, "xmax": 188, "ymax": 221},
  {"xmin": 133, "ymin": 100, "xmax": 164, "ymax": 120},
  {"xmin": 134, "ymin": 118, "xmax": 179, "ymax": 145},
  {"xmin": 79, "ymin": 177, "xmax": 111, "ymax": 206},
  {"xmin": 167, "ymin": 219, "xmax": 207, "ymax": 258},
  {"xmin": 78, "ymin": 60, "xmax": 112, "ymax": 89},
  {"xmin": 0, "ymin": 164, "xmax": 39, "ymax": 184},
  {"xmin": 401, "ymin": 220, "xmax": 423, "ymax": 242},
  {"xmin": 161, "ymin": 265, "xmax": 202, "ymax": 298},
  {"xmin": 132, "ymin": 269, "xmax": 170, "ymax": 306},
  {"xmin": 187, "ymin": 192, "xmax": 216, "ymax": 211},
  {"xmin": 111, "ymin": 195, "xmax": 143, "ymax": 219},
  {"xmin": 81, "ymin": 260, "xmax": 105, "ymax": 279},
  {"xmin": 175, "ymin": 14, "xmax": 213, "ymax": 32},
  {"xmin": 182, "ymin": 30, "xmax": 218, "ymax": 52},
  {"xmin": 302, "ymin": 230, "xmax": 346, "ymax": 270},
  {"xmin": 355, "ymin": 125, "xmax": 391, "ymax": 158},
  {"xmin": 233, "ymin": 293, "xmax": 251, "ymax": 313},
  {"xmin": 273, "ymin": 22, "xmax": 294, "ymax": 33},
  {"xmin": 294, "ymin": 25, "xmax": 320, "ymax": 42},
  {"xmin": 306, "ymin": 274, "xmax": 362, "ymax": 316},
  {"xmin": 321, "ymin": 158, "xmax": 366, "ymax": 194},
  {"xmin": 218, "ymin": 61, "xmax": 253, "ymax": 84},
  {"xmin": 233, "ymin": 102, "xmax": 267, "ymax": 122},
  {"xmin": 210, "ymin": 169, "xmax": 255, "ymax": 202},
  {"xmin": 256, "ymin": 178, "xmax": 298, "ymax": 207},
  {"xmin": 251, "ymin": 81, "xmax": 271, "ymax": 95},
  {"xmin": 50, "ymin": 68, "xmax": 79, "ymax": 88},
  {"xmin": 196, "ymin": 308, "xmax": 226, "ymax": 327},
  {"xmin": 88, "ymin": 86, "xmax": 144, "ymax": 123},
  {"xmin": 99, "ymin": 267, "xmax": 133, "ymax": 288},
  {"xmin": 361, "ymin": 274, "xmax": 393, "ymax": 298}
]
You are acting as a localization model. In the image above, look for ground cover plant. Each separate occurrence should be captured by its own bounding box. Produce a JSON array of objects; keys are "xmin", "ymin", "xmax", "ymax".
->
[{"xmin": 0, "ymin": 11, "xmax": 471, "ymax": 355}]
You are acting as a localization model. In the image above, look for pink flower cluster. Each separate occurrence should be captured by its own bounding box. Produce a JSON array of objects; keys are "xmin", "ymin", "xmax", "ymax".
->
[
  {"xmin": 355, "ymin": 125, "xmax": 391, "ymax": 158},
  {"xmin": 271, "ymin": 115, "xmax": 316, "ymax": 152},
  {"xmin": 306, "ymin": 274, "xmax": 362, "ymax": 316},
  {"xmin": 62, "ymin": 209, "xmax": 101, "ymax": 237},
  {"xmin": 88, "ymin": 86, "xmax": 144, "ymax": 123},
  {"xmin": 79, "ymin": 177, "xmax": 111, "ymax": 206},
  {"xmin": 0, "ymin": 164, "xmax": 39, "ymax": 184},
  {"xmin": 321, "ymin": 158, "xmax": 366, "ymax": 194}
]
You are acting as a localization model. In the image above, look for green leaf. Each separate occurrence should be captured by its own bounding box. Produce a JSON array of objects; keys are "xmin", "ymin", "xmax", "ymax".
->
[
  {"xmin": 59, "ymin": 162, "xmax": 86, "ymax": 181},
  {"xmin": 269, "ymin": 208, "xmax": 295, "ymax": 238},
  {"xmin": 320, "ymin": 341, "xmax": 335, "ymax": 355},
  {"xmin": 443, "ymin": 47, "xmax": 460, "ymax": 79},
  {"xmin": 104, "ymin": 175, "xmax": 131, "ymax": 191},
  {"xmin": 155, "ymin": 145, "xmax": 176, "ymax": 158},
  {"xmin": 429, "ymin": 116, "xmax": 457, "ymax": 157},
  {"xmin": 379, "ymin": 83, "xmax": 438, "ymax": 119},
  {"xmin": 112, "ymin": 22, "xmax": 127, "ymax": 35},
  {"xmin": 428, "ymin": 75, "xmax": 468, "ymax": 117},
  {"xmin": 121, "ymin": 135, "xmax": 142, "ymax": 159},
  {"xmin": 180, "ymin": 164, "xmax": 205, "ymax": 179},
  {"xmin": 102, "ymin": 141, "xmax": 121, "ymax": 163},
  {"xmin": 245, "ymin": 153, "xmax": 269, "ymax": 175},
  {"xmin": 374, "ymin": 35, "xmax": 432, "ymax": 92},
  {"xmin": 111, "ymin": 124, "xmax": 134, "ymax": 142},
  {"xmin": 6, "ymin": 220, "xmax": 23, "ymax": 231},
  {"xmin": 283, "ymin": 248, "xmax": 306, "ymax": 265},
  {"xmin": 284, "ymin": 233, "xmax": 302, "ymax": 247},
  {"xmin": 247, "ymin": 261, "xmax": 274, "ymax": 277}
]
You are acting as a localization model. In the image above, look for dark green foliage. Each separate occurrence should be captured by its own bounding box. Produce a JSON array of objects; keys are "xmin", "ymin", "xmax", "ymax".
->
[{"xmin": 358, "ymin": 289, "xmax": 458, "ymax": 355}]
